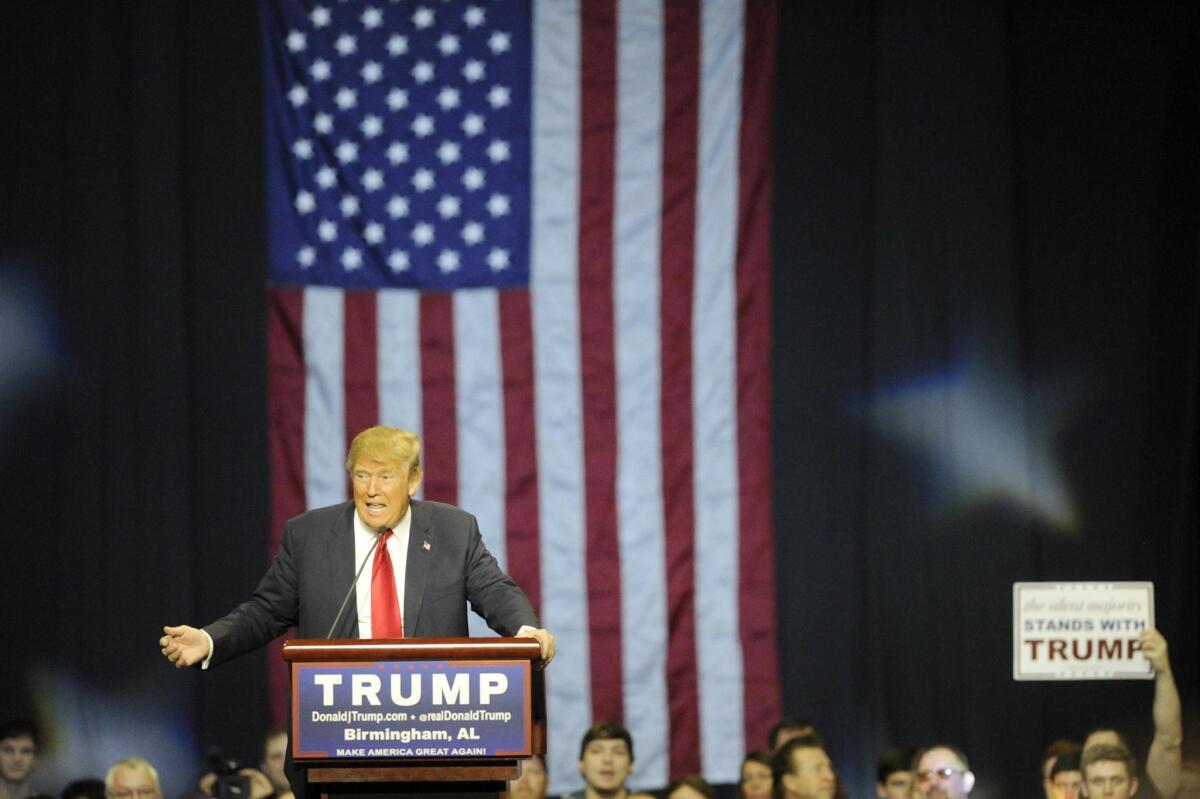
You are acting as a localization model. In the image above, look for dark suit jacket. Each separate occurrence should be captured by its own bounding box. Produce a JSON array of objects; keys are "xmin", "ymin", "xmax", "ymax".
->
[{"xmin": 204, "ymin": 499, "xmax": 539, "ymax": 663}]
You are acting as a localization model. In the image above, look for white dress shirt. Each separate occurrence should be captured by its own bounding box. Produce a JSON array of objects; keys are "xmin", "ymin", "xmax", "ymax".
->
[{"xmin": 353, "ymin": 504, "xmax": 411, "ymax": 638}]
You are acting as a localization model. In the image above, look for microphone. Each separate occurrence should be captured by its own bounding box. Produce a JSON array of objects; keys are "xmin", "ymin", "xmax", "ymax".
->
[{"xmin": 326, "ymin": 529, "xmax": 386, "ymax": 638}]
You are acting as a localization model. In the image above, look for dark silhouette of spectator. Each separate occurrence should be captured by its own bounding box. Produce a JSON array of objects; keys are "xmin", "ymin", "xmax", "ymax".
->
[{"xmin": 61, "ymin": 779, "xmax": 105, "ymax": 799}]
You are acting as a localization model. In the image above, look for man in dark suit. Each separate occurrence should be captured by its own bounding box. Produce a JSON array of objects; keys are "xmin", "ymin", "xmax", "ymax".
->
[{"xmin": 159, "ymin": 425, "xmax": 555, "ymax": 667}]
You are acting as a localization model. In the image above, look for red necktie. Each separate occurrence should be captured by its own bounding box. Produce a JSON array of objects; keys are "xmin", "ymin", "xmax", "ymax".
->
[{"xmin": 370, "ymin": 529, "xmax": 403, "ymax": 638}]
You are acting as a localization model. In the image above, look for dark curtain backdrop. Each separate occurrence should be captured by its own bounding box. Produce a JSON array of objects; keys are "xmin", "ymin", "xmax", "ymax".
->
[
  {"xmin": 1, "ymin": 4, "xmax": 1197, "ymax": 799},
  {"xmin": 773, "ymin": 3, "xmax": 1199, "ymax": 799},
  {"xmin": 0, "ymin": 3, "xmax": 269, "ymax": 791}
]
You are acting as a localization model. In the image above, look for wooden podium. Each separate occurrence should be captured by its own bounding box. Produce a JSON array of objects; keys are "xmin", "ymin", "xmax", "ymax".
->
[{"xmin": 283, "ymin": 637, "xmax": 545, "ymax": 799}]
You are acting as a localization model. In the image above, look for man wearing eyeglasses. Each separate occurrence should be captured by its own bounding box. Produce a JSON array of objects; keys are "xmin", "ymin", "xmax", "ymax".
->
[
  {"xmin": 913, "ymin": 745, "xmax": 975, "ymax": 799},
  {"xmin": 1081, "ymin": 745, "xmax": 1138, "ymax": 799},
  {"xmin": 104, "ymin": 758, "xmax": 161, "ymax": 799}
]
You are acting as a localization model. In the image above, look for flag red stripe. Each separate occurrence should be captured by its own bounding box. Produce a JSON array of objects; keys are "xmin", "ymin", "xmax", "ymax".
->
[
  {"xmin": 736, "ymin": 0, "xmax": 782, "ymax": 751},
  {"xmin": 419, "ymin": 293, "xmax": 458, "ymax": 503},
  {"xmin": 660, "ymin": 0, "xmax": 702, "ymax": 778},
  {"xmin": 578, "ymin": 0, "xmax": 624, "ymax": 724},
  {"xmin": 343, "ymin": 291, "xmax": 379, "ymax": 451},
  {"xmin": 499, "ymin": 288, "xmax": 542, "ymax": 614},
  {"xmin": 266, "ymin": 287, "xmax": 306, "ymax": 724}
]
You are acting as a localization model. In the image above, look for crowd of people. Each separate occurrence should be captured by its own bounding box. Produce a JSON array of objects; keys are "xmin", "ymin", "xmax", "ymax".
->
[
  {"xmin": 3, "ymin": 629, "xmax": 1191, "ymax": 799},
  {"xmin": 512, "ymin": 627, "xmax": 1194, "ymax": 799},
  {"xmin": 0, "ymin": 723, "xmax": 291, "ymax": 799}
]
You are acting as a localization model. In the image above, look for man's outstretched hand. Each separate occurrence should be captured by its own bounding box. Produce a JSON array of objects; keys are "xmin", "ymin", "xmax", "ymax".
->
[{"xmin": 160, "ymin": 625, "xmax": 211, "ymax": 668}]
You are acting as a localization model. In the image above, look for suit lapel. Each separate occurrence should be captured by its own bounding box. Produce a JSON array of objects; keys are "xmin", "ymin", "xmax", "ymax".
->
[
  {"xmin": 404, "ymin": 500, "xmax": 432, "ymax": 636},
  {"xmin": 326, "ymin": 502, "xmax": 359, "ymax": 638}
]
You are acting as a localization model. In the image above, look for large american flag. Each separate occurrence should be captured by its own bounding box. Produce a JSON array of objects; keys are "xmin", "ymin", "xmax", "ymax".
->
[{"xmin": 260, "ymin": 0, "xmax": 779, "ymax": 788}]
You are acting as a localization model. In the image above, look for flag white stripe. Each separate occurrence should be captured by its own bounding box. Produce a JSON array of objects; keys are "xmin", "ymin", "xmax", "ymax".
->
[
  {"xmin": 377, "ymin": 288, "xmax": 424, "ymax": 499},
  {"xmin": 377, "ymin": 289, "xmax": 423, "ymax": 435},
  {"xmin": 532, "ymin": 0, "xmax": 590, "ymax": 790},
  {"xmin": 304, "ymin": 286, "xmax": 348, "ymax": 508},
  {"xmin": 694, "ymin": 0, "xmax": 746, "ymax": 779},
  {"xmin": 614, "ymin": 0, "xmax": 670, "ymax": 788},
  {"xmin": 453, "ymin": 288, "xmax": 506, "ymax": 638}
]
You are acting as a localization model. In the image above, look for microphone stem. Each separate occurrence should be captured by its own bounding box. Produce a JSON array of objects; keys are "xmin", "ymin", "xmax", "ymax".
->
[{"xmin": 326, "ymin": 530, "xmax": 384, "ymax": 638}]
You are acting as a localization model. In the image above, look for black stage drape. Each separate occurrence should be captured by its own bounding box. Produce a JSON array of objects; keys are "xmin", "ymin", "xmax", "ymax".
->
[
  {"xmin": 774, "ymin": 3, "xmax": 1199, "ymax": 799},
  {"xmin": 0, "ymin": 3, "xmax": 269, "ymax": 791},
  {"xmin": 1, "ymin": 4, "xmax": 1197, "ymax": 799}
]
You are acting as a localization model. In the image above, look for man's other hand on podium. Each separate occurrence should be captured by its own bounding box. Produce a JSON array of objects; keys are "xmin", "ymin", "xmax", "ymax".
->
[{"xmin": 518, "ymin": 627, "xmax": 556, "ymax": 666}]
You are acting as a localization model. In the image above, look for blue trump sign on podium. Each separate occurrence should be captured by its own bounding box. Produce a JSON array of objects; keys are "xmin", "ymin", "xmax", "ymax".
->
[{"xmin": 291, "ymin": 660, "xmax": 531, "ymax": 759}]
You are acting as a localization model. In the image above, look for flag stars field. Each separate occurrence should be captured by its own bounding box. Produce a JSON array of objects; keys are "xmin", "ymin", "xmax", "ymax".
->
[
  {"xmin": 268, "ymin": 0, "xmax": 532, "ymax": 287},
  {"xmin": 361, "ymin": 7, "xmax": 383, "ymax": 31},
  {"xmin": 387, "ymin": 89, "xmax": 409, "ymax": 110}
]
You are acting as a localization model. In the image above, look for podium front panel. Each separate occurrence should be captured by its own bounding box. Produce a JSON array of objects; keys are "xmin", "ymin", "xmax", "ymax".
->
[{"xmin": 291, "ymin": 658, "xmax": 532, "ymax": 762}]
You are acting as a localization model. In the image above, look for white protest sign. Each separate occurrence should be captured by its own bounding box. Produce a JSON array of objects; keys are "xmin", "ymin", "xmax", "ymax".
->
[{"xmin": 1013, "ymin": 582, "xmax": 1154, "ymax": 680}]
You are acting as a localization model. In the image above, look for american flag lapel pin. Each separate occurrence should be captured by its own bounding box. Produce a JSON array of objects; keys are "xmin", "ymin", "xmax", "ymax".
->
[{"xmin": 422, "ymin": 540, "xmax": 431, "ymax": 551}]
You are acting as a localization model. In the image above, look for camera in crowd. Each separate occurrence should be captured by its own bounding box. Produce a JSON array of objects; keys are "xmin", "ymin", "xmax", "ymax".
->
[{"xmin": 204, "ymin": 749, "xmax": 253, "ymax": 799}]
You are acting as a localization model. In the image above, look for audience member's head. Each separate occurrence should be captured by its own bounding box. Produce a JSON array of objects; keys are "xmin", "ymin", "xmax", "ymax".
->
[
  {"xmin": 509, "ymin": 755, "xmax": 548, "ymax": 799},
  {"xmin": 913, "ymin": 745, "xmax": 974, "ymax": 799},
  {"xmin": 1082, "ymin": 731, "xmax": 1133, "ymax": 756},
  {"xmin": 578, "ymin": 723, "xmax": 634, "ymax": 797},
  {"xmin": 1050, "ymin": 751, "xmax": 1084, "ymax": 799},
  {"xmin": 1178, "ymin": 761, "xmax": 1200, "ymax": 799},
  {"xmin": 1042, "ymin": 741, "xmax": 1080, "ymax": 799},
  {"xmin": 104, "ymin": 759, "xmax": 161, "ymax": 799},
  {"xmin": 0, "ymin": 719, "xmax": 39, "ymax": 788},
  {"xmin": 62, "ymin": 779, "xmax": 106, "ymax": 799},
  {"xmin": 260, "ymin": 727, "xmax": 289, "ymax": 794},
  {"xmin": 1081, "ymin": 745, "xmax": 1138, "ymax": 799},
  {"xmin": 876, "ymin": 746, "xmax": 915, "ymax": 799},
  {"xmin": 769, "ymin": 720, "xmax": 819, "ymax": 753},
  {"xmin": 773, "ymin": 735, "xmax": 836, "ymax": 799},
  {"xmin": 741, "ymin": 751, "xmax": 774, "ymax": 799},
  {"xmin": 665, "ymin": 775, "xmax": 716, "ymax": 799}
]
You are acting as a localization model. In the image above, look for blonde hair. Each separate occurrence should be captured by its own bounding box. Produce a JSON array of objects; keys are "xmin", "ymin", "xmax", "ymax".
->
[
  {"xmin": 345, "ymin": 426, "xmax": 423, "ymax": 476},
  {"xmin": 105, "ymin": 758, "xmax": 160, "ymax": 792}
]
